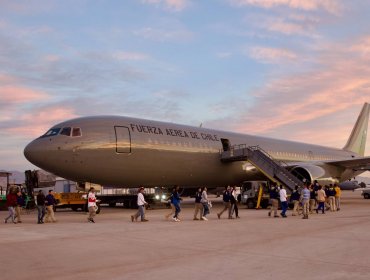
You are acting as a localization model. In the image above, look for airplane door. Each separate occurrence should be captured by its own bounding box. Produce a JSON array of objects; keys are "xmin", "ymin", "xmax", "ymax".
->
[
  {"xmin": 114, "ymin": 126, "xmax": 131, "ymax": 153},
  {"xmin": 221, "ymin": 138, "xmax": 231, "ymax": 151}
]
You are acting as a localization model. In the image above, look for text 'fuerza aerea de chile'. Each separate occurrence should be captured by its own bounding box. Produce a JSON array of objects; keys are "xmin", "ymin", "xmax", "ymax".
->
[{"xmin": 129, "ymin": 124, "xmax": 219, "ymax": 142}]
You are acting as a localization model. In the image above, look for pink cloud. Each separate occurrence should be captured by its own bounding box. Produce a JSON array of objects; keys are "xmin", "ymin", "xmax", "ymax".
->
[
  {"xmin": 7, "ymin": 107, "xmax": 78, "ymax": 138},
  {"xmin": 206, "ymin": 35, "xmax": 370, "ymax": 155},
  {"xmin": 0, "ymin": 86, "xmax": 49, "ymax": 104},
  {"xmin": 43, "ymin": 55, "xmax": 60, "ymax": 62},
  {"xmin": 0, "ymin": 74, "xmax": 16, "ymax": 84},
  {"xmin": 248, "ymin": 46, "xmax": 297, "ymax": 63},
  {"xmin": 350, "ymin": 37, "xmax": 370, "ymax": 56},
  {"xmin": 231, "ymin": 0, "xmax": 341, "ymax": 14},
  {"xmin": 267, "ymin": 19, "xmax": 306, "ymax": 35}
]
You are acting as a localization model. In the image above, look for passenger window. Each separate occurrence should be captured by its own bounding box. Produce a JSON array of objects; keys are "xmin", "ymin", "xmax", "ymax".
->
[
  {"xmin": 60, "ymin": 127, "xmax": 71, "ymax": 136},
  {"xmin": 72, "ymin": 128, "xmax": 82, "ymax": 137}
]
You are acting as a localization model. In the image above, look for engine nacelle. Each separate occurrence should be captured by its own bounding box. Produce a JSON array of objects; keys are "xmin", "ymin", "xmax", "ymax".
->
[{"xmin": 290, "ymin": 164, "xmax": 338, "ymax": 185}]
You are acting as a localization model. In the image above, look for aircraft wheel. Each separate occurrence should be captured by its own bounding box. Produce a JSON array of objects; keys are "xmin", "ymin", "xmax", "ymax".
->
[
  {"xmin": 364, "ymin": 193, "xmax": 370, "ymax": 199},
  {"xmin": 247, "ymin": 199, "xmax": 255, "ymax": 209},
  {"xmin": 260, "ymin": 200, "xmax": 269, "ymax": 209}
]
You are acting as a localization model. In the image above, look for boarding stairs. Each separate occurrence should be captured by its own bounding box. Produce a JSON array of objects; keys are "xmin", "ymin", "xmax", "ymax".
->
[{"xmin": 220, "ymin": 145, "xmax": 304, "ymax": 192}]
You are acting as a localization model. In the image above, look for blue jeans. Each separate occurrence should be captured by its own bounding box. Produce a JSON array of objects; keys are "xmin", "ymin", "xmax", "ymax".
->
[
  {"xmin": 134, "ymin": 205, "xmax": 145, "ymax": 221},
  {"xmin": 5, "ymin": 207, "xmax": 15, "ymax": 222},
  {"xmin": 37, "ymin": 205, "xmax": 45, "ymax": 222},
  {"xmin": 173, "ymin": 203, "xmax": 181, "ymax": 218},
  {"xmin": 281, "ymin": 201, "xmax": 288, "ymax": 216},
  {"xmin": 202, "ymin": 203, "xmax": 209, "ymax": 216},
  {"xmin": 317, "ymin": 202, "xmax": 325, "ymax": 213}
]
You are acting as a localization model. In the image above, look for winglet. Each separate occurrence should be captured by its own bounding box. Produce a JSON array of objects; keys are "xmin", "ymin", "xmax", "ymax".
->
[{"xmin": 343, "ymin": 103, "xmax": 370, "ymax": 156}]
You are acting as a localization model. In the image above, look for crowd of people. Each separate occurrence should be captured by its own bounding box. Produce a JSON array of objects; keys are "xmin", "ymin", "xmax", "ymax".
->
[
  {"xmin": 131, "ymin": 180, "xmax": 342, "ymax": 223},
  {"xmin": 3, "ymin": 181, "xmax": 342, "ymax": 224},
  {"xmin": 269, "ymin": 180, "xmax": 342, "ymax": 219},
  {"xmin": 130, "ymin": 185, "xmax": 240, "ymax": 223},
  {"xmin": 4, "ymin": 188, "xmax": 60, "ymax": 224}
]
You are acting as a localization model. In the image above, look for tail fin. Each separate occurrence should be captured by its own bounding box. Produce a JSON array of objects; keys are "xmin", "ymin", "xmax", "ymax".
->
[{"xmin": 343, "ymin": 102, "xmax": 370, "ymax": 156}]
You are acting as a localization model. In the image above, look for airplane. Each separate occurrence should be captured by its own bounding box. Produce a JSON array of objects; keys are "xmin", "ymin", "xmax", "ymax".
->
[
  {"xmin": 24, "ymin": 103, "xmax": 370, "ymax": 189},
  {"xmin": 339, "ymin": 180, "xmax": 361, "ymax": 191}
]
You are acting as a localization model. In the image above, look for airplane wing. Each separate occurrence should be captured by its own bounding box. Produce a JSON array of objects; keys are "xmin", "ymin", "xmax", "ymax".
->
[{"xmin": 325, "ymin": 156, "xmax": 370, "ymax": 171}]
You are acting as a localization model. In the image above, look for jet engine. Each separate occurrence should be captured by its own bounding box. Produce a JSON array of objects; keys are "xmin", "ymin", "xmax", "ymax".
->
[{"xmin": 290, "ymin": 164, "xmax": 338, "ymax": 185}]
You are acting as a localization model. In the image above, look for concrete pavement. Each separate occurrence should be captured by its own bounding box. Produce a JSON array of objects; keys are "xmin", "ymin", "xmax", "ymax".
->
[{"xmin": 1, "ymin": 191, "xmax": 370, "ymax": 280}]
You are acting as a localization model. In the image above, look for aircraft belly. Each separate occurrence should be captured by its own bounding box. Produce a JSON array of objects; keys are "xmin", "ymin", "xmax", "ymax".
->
[{"xmin": 74, "ymin": 149, "xmax": 249, "ymax": 186}]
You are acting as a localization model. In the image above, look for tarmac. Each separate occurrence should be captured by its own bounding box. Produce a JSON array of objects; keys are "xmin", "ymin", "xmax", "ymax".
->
[{"xmin": 1, "ymin": 191, "xmax": 370, "ymax": 280}]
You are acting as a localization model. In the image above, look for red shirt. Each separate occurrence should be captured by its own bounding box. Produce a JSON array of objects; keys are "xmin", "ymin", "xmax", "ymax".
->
[{"xmin": 6, "ymin": 193, "xmax": 17, "ymax": 207}]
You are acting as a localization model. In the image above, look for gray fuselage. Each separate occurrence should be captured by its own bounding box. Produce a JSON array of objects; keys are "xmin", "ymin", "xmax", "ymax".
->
[{"xmin": 24, "ymin": 116, "xmax": 360, "ymax": 187}]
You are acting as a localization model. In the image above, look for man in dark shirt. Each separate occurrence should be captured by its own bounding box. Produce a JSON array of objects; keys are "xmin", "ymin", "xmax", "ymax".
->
[
  {"xmin": 45, "ymin": 190, "xmax": 57, "ymax": 223},
  {"xmin": 268, "ymin": 183, "xmax": 279, "ymax": 218},
  {"xmin": 36, "ymin": 190, "xmax": 46, "ymax": 224},
  {"xmin": 217, "ymin": 186, "xmax": 232, "ymax": 219},
  {"xmin": 15, "ymin": 190, "xmax": 24, "ymax": 223},
  {"xmin": 193, "ymin": 188, "xmax": 203, "ymax": 220},
  {"xmin": 290, "ymin": 185, "xmax": 300, "ymax": 216}
]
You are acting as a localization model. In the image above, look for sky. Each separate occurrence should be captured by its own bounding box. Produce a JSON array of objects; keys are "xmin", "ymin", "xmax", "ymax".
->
[{"xmin": 1, "ymin": 0, "xmax": 370, "ymax": 172}]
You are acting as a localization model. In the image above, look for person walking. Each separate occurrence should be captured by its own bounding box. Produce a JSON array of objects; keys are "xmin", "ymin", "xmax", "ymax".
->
[
  {"xmin": 328, "ymin": 185, "xmax": 336, "ymax": 212},
  {"xmin": 334, "ymin": 183, "xmax": 341, "ymax": 211},
  {"xmin": 87, "ymin": 187, "xmax": 97, "ymax": 223},
  {"xmin": 309, "ymin": 184, "xmax": 316, "ymax": 214},
  {"xmin": 201, "ymin": 187, "xmax": 210, "ymax": 221},
  {"xmin": 131, "ymin": 187, "xmax": 148, "ymax": 222},
  {"xmin": 165, "ymin": 187, "xmax": 176, "ymax": 220},
  {"xmin": 217, "ymin": 186, "xmax": 232, "ymax": 219},
  {"xmin": 316, "ymin": 186, "xmax": 326, "ymax": 214},
  {"xmin": 279, "ymin": 185, "xmax": 288, "ymax": 218},
  {"xmin": 15, "ymin": 190, "xmax": 25, "ymax": 223},
  {"xmin": 4, "ymin": 190, "xmax": 17, "ymax": 224},
  {"xmin": 231, "ymin": 186, "xmax": 240, "ymax": 219},
  {"xmin": 36, "ymin": 190, "xmax": 46, "ymax": 224},
  {"xmin": 301, "ymin": 183, "xmax": 311, "ymax": 219},
  {"xmin": 268, "ymin": 183, "xmax": 279, "ymax": 218},
  {"xmin": 171, "ymin": 186, "xmax": 182, "ymax": 222},
  {"xmin": 45, "ymin": 190, "xmax": 57, "ymax": 223},
  {"xmin": 193, "ymin": 188, "xmax": 203, "ymax": 220},
  {"xmin": 290, "ymin": 185, "xmax": 300, "ymax": 216}
]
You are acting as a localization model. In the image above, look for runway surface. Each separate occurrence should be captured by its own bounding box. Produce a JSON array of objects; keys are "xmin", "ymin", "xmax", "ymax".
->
[{"xmin": 1, "ymin": 191, "xmax": 370, "ymax": 280}]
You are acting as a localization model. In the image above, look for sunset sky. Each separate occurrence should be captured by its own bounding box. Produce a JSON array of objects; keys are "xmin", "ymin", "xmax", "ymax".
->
[{"xmin": 1, "ymin": 0, "xmax": 370, "ymax": 172}]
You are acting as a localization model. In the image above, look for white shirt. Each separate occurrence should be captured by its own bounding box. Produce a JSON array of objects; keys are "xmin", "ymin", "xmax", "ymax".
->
[
  {"xmin": 88, "ymin": 192, "xmax": 96, "ymax": 207},
  {"xmin": 279, "ymin": 188, "xmax": 287, "ymax": 202},
  {"xmin": 137, "ymin": 192, "xmax": 146, "ymax": 206},
  {"xmin": 201, "ymin": 190, "xmax": 208, "ymax": 203}
]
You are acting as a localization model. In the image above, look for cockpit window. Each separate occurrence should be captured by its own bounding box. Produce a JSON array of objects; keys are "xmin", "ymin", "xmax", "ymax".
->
[
  {"xmin": 60, "ymin": 127, "xmax": 71, "ymax": 136},
  {"xmin": 72, "ymin": 127, "xmax": 82, "ymax": 137},
  {"xmin": 40, "ymin": 128, "xmax": 61, "ymax": 138}
]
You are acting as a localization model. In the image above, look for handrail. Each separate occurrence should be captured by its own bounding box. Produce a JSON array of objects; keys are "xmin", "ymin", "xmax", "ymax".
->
[{"xmin": 221, "ymin": 144, "xmax": 306, "ymax": 185}]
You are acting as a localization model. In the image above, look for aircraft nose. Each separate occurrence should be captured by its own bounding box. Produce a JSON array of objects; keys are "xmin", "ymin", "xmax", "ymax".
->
[{"xmin": 24, "ymin": 139, "xmax": 44, "ymax": 166}]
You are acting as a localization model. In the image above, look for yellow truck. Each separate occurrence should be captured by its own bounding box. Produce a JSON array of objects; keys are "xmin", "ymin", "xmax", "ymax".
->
[{"xmin": 54, "ymin": 192, "xmax": 101, "ymax": 214}]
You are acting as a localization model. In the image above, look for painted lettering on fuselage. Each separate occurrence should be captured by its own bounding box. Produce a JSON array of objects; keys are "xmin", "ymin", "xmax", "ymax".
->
[
  {"xmin": 130, "ymin": 124, "xmax": 164, "ymax": 135},
  {"xmin": 130, "ymin": 123, "xmax": 219, "ymax": 142}
]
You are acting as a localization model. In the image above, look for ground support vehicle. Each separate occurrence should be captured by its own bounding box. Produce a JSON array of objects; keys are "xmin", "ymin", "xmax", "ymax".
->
[
  {"xmin": 362, "ymin": 188, "xmax": 370, "ymax": 199},
  {"xmin": 240, "ymin": 181, "xmax": 271, "ymax": 209},
  {"xmin": 98, "ymin": 187, "xmax": 170, "ymax": 209},
  {"xmin": 54, "ymin": 192, "xmax": 101, "ymax": 214}
]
